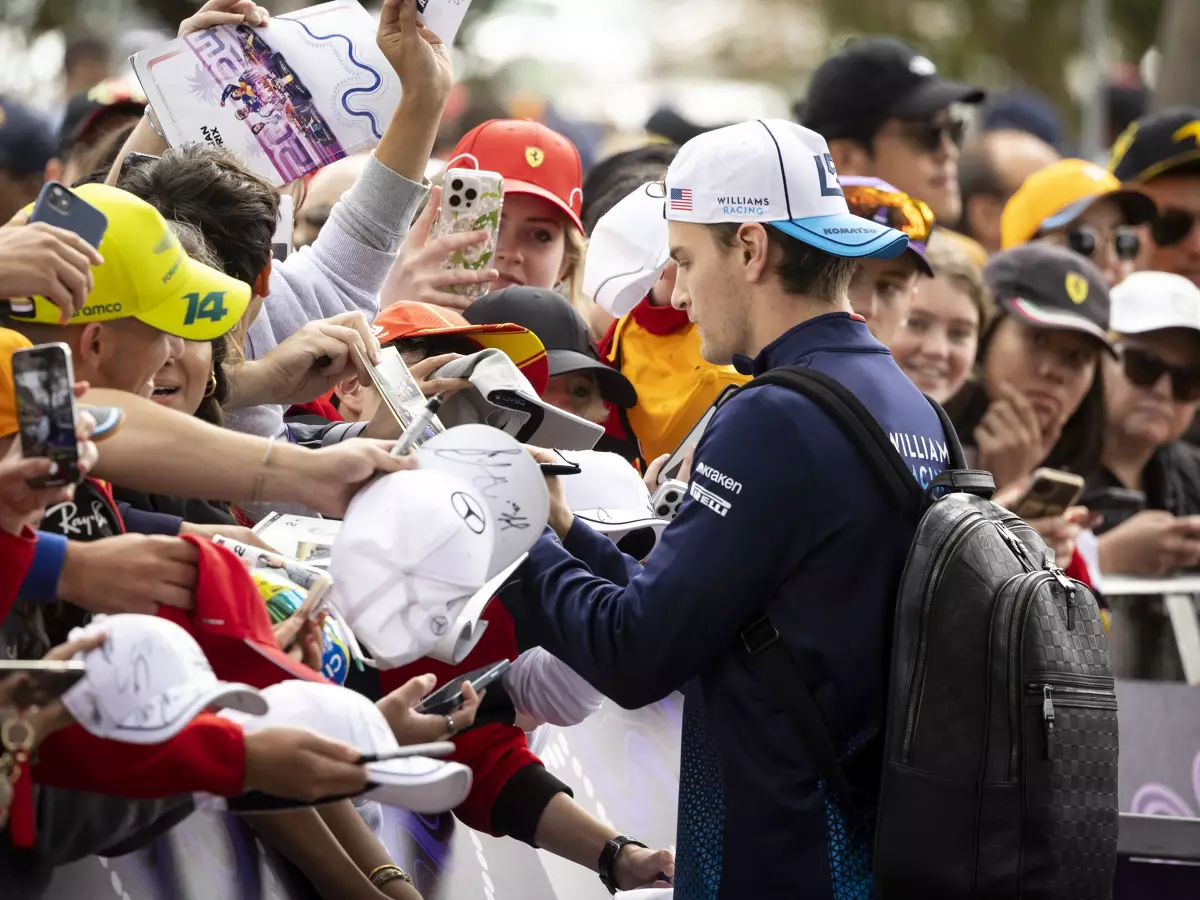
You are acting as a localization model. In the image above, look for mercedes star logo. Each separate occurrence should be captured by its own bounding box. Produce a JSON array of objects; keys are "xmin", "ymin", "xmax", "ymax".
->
[{"xmin": 451, "ymin": 491, "xmax": 487, "ymax": 534}]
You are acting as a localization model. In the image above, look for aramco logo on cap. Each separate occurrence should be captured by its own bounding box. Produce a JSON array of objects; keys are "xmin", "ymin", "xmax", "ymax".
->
[
  {"xmin": 1066, "ymin": 272, "xmax": 1090, "ymax": 305},
  {"xmin": 525, "ymin": 146, "xmax": 545, "ymax": 168}
]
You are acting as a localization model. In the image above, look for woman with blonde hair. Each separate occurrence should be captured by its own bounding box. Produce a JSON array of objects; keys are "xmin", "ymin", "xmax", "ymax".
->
[{"xmin": 381, "ymin": 119, "xmax": 591, "ymax": 322}]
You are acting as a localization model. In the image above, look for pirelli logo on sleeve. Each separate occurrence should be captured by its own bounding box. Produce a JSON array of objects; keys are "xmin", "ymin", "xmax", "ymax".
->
[{"xmin": 691, "ymin": 462, "xmax": 742, "ymax": 517}]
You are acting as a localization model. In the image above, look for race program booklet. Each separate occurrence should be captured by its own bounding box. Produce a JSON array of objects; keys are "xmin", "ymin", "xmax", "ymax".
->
[{"xmin": 131, "ymin": 1, "xmax": 400, "ymax": 186}]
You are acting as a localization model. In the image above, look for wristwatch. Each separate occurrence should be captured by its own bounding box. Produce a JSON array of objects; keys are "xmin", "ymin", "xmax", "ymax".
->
[{"xmin": 598, "ymin": 834, "xmax": 647, "ymax": 894}]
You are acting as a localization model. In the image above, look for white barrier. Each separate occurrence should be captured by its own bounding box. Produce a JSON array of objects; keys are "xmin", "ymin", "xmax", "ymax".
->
[{"xmin": 1097, "ymin": 575, "xmax": 1200, "ymax": 685}]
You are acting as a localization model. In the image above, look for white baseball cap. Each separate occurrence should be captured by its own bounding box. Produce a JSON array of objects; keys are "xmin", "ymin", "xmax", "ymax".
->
[
  {"xmin": 665, "ymin": 119, "xmax": 910, "ymax": 259},
  {"xmin": 416, "ymin": 424, "xmax": 549, "ymax": 579},
  {"xmin": 561, "ymin": 450, "xmax": 665, "ymax": 552},
  {"xmin": 584, "ymin": 183, "xmax": 670, "ymax": 318},
  {"xmin": 435, "ymin": 348, "xmax": 603, "ymax": 451},
  {"xmin": 216, "ymin": 680, "xmax": 472, "ymax": 814},
  {"xmin": 1111, "ymin": 271, "xmax": 1200, "ymax": 335},
  {"xmin": 331, "ymin": 468, "xmax": 495, "ymax": 669},
  {"xmin": 62, "ymin": 614, "xmax": 267, "ymax": 745}
]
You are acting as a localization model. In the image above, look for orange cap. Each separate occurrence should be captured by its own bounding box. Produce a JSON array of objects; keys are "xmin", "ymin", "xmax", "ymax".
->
[
  {"xmin": 372, "ymin": 302, "xmax": 550, "ymax": 395},
  {"xmin": 446, "ymin": 120, "xmax": 584, "ymax": 231}
]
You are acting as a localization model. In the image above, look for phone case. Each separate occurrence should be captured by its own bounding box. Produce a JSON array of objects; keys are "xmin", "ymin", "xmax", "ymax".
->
[
  {"xmin": 11, "ymin": 343, "xmax": 80, "ymax": 488},
  {"xmin": 433, "ymin": 169, "xmax": 503, "ymax": 302},
  {"xmin": 29, "ymin": 181, "xmax": 108, "ymax": 249}
]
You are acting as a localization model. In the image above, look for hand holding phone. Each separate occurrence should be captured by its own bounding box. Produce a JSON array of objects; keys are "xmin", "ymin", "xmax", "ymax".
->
[
  {"xmin": 1011, "ymin": 468, "xmax": 1086, "ymax": 521},
  {"xmin": 418, "ymin": 660, "xmax": 510, "ymax": 716},
  {"xmin": 0, "ymin": 188, "xmax": 104, "ymax": 322}
]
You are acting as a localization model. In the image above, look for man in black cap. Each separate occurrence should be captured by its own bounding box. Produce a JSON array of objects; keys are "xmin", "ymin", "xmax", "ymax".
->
[
  {"xmin": 0, "ymin": 97, "xmax": 55, "ymax": 224},
  {"xmin": 46, "ymin": 77, "xmax": 146, "ymax": 187},
  {"xmin": 1110, "ymin": 107, "xmax": 1200, "ymax": 287},
  {"xmin": 801, "ymin": 36, "xmax": 985, "ymax": 226}
]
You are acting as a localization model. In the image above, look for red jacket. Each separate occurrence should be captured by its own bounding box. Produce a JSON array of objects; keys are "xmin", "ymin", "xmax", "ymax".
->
[
  {"xmin": 35, "ymin": 713, "xmax": 247, "ymax": 799},
  {"xmin": 0, "ymin": 528, "xmax": 36, "ymax": 625}
]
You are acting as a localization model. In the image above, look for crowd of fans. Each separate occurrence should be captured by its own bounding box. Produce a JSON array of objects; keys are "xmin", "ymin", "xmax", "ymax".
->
[{"xmin": 0, "ymin": 0, "xmax": 1197, "ymax": 897}]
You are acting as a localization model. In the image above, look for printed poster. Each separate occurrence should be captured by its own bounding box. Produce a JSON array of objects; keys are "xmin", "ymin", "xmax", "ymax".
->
[{"xmin": 131, "ymin": 1, "xmax": 401, "ymax": 186}]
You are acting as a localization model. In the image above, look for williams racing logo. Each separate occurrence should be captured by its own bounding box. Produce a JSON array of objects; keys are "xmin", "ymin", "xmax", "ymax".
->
[{"xmin": 691, "ymin": 462, "xmax": 742, "ymax": 518}]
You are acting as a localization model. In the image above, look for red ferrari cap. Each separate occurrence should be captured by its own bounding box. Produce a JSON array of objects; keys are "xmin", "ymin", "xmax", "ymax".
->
[
  {"xmin": 446, "ymin": 119, "xmax": 584, "ymax": 231},
  {"xmin": 372, "ymin": 301, "xmax": 549, "ymax": 394},
  {"xmin": 160, "ymin": 536, "xmax": 330, "ymax": 690}
]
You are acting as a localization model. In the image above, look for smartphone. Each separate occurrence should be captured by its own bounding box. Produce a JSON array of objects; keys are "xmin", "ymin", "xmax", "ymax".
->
[
  {"xmin": 12, "ymin": 343, "xmax": 81, "ymax": 487},
  {"xmin": 272, "ymin": 195, "xmax": 294, "ymax": 262},
  {"xmin": 1012, "ymin": 468, "xmax": 1086, "ymax": 520},
  {"xmin": 0, "ymin": 660, "xmax": 86, "ymax": 708},
  {"xmin": 417, "ymin": 659, "xmax": 511, "ymax": 716},
  {"xmin": 1079, "ymin": 486, "xmax": 1146, "ymax": 529},
  {"xmin": 117, "ymin": 151, "xmax": 160, "ymax": 185},
  {"xmin": 432, "ymin": 168, "xmax": 503, "ymax": 303},
  {"xmin": 658, "ymin": 385, "xmax": 740, "ymax": 486},
  {"xmin": 29, "ymin": 181, "xmax": 108, "ymax": 250}
]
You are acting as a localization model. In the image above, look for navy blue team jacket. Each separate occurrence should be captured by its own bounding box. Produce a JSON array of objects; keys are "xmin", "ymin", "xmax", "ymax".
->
[{"xmin": 515, "ymin": 312, "xmax": 948, "ymax": 899}]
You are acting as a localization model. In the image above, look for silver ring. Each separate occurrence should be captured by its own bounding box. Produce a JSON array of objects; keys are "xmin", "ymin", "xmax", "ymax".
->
[{"xmin": 445, "ymin": 714, "xmax": 455, "ymax": 736}]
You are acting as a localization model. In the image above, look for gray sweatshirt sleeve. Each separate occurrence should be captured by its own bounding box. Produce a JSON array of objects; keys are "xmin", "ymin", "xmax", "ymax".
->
[
  {"xmin": 503, "ymin": 646, "xmax": 607, "ymax": 727},
  {"xmin": 228, "ymin": 156, "xmax": 428, "ymax": 438}
]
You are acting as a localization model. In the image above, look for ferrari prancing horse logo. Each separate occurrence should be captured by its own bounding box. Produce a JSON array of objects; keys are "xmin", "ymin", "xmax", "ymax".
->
[{"xmin": 525, "ymin": 146, "xmax": 545, "ymax": 168}]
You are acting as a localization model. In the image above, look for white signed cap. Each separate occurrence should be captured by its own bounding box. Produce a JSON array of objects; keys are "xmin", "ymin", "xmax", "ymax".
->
[
  {"xmin": 62, "ymin": 614, "xmax": 267, "ymax": 745},
  {"xmin": 584, "ymin": 182, "xmax": 671, "ymax": 317},
  {"xmin": 434, "ymin": 349, "xmax": 604, "ymax": 451},
  {"xmin": 219, "ymin": 680, "xmax": 472, "ymax": 813},
  {"xmin": 332, "ymin": 468, "xmax": 497, "ymax": 669},
  {"xmin": 562, "ymin": 450, "xmax": 665, "ymax": 538}
]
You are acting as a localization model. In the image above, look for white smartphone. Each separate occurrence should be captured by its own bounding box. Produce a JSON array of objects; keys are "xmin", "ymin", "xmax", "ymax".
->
[
  {"xmin": 432, "ymin": 168, "xmax": 503, "ymax": 303},
  {"xmin": 12, "ymin": 343, "xmax": 80, "ymax": 488}
]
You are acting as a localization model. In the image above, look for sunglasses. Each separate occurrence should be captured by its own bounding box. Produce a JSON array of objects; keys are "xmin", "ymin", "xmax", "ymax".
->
[
  {"xmin": 845, "ymin": 185, "xmax": 935, "ymax": 243},
  {"xmin": 1151, "ymin": 208, "xmax": 1199, "ymax": 248},
  {"xmin": 1063, "ymin": 226, "xmax": 1141, "ymax": 262},
  {"xmin": 891, "ymin": 118, "xmax": 967, "ymax": 153},
  {"xmin": 1118, "ymin": 346, "xmax": 1200, "ymax": 402}
]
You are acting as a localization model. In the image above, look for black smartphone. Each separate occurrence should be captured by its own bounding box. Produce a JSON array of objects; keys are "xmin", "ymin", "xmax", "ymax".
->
[
  {"xmin": 417, "ymin": 660, "xmax": 511, "ymax": 716},
  {"xmin": 540, "ymin": 462, "xmax": 581, "ymax": 477},
  {"xmin": 12, "ymin": 343, "xmax": 81, "ymax": 487},
  {"xmin": 117, "ymin": 151, "xmax": 159, "ymax": 185},
  {"xmin": 0, "ymin": 660, "xmax": 86, "ymax": 708},
  {"xmin": 1080, "ymin": 486, "xmax": 1146, "ymax": 529},
  {"xmin": 29, "ymin": 181, "xmax": 108, "ymax": 250}
]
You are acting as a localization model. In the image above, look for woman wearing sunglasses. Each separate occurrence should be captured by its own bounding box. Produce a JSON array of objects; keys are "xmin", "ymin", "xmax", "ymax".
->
[
  {"xmin": 999, "ymin": 158, "xmax": 1157, "ymax": 288},
  {"xmin": 841, "ymin": 177, "xmax": 935, "ymax": 346},
  {"xmin": 1092, "ymin": 272, "xmax": 1200, "ymax": 579}
]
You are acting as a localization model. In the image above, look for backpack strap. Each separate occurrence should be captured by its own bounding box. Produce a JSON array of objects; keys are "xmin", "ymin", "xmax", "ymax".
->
[{"xmin": 732, "ymin": 364, "xmax": 991, "ymax": 816}]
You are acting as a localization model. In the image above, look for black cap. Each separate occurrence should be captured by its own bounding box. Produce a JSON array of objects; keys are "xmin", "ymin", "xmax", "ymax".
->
[
  {"xmin": 464, "ymin": 287, "xmax": 638, "ymax": 408},
  {"xmin": 57, "ymin": 78, "xmax": 146, "ymax": 157},
  {"xmin": 983, "ymin": 244, "xmax": 1112, "ymax": 349},
  {"xmin": 802, "ymin": 36, "xmax": 985, "ymax": 142},
  {"xmin": 1109, "ymin": 106, "xmax": 1200, "ymax": 184},
  {"xmin": 0, "ymin": 97, "xmax": 55, "ymax": 176}
]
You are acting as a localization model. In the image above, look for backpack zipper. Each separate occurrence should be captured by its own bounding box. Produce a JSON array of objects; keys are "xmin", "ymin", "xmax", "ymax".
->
[
  {"xmin": 900, "ymin": 513, "xmax": 988, "ymax": 762},
  {"xmin": 1006, "ymin": 572, "xmax": 1054, "ymax": 777},
  {"xmin": 1025, "ymin": 682, "xmax": 1118, "ymax": 760}
]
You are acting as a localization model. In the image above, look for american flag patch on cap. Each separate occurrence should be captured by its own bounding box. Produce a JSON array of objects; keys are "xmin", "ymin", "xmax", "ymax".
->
[{"xmin": 669, "ymin": 188, "xmax": 693, "ymax": 212}]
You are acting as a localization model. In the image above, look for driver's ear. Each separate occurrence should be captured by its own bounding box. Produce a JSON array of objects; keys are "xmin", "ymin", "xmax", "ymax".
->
[
  {"xmin": 738, "ymin": 223, "xmax": 771, "ymax": 283},
  {"xmin": 253, "ymin": 260, "xmax": 272, "ymax": 299}
]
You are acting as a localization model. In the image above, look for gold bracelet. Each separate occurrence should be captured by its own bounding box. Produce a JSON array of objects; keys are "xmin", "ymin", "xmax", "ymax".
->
[{"xmin": 368, "ymin": 864, "xmax": 413, "ymax": 888}]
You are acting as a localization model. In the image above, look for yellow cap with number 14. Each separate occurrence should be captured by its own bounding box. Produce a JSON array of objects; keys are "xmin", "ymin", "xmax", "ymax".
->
[{"xmin": 10, "ymin": 183, "xmax": 250, "ymax": 341}]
